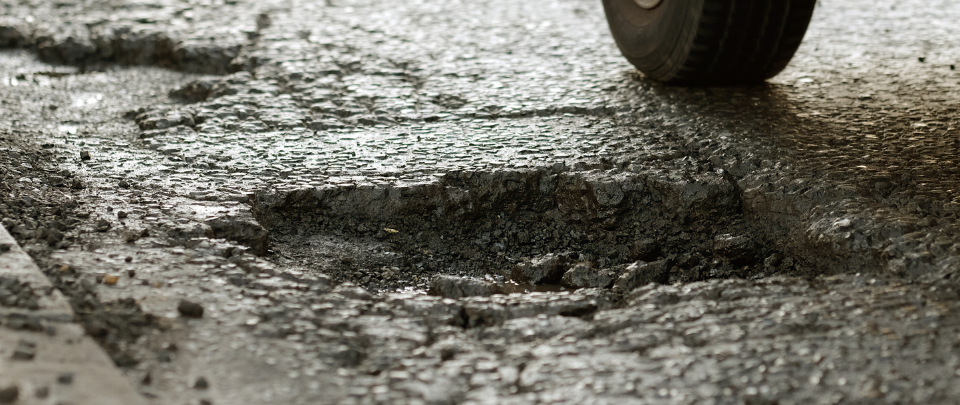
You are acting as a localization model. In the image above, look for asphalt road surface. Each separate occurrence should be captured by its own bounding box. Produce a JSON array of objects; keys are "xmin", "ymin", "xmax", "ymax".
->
[{"xmin": 2, "ymin": 0, "xmax": 960, "ymax": 404}]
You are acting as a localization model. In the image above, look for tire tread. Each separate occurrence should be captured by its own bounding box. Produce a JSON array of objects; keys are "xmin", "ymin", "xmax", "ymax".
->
[{"xmin": 608, "ymin": 0, "xmax": 817, "ymax": 85}]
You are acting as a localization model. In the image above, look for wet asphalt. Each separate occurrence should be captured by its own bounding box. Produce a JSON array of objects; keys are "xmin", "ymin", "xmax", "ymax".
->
[{"xmin": 2, "ymin": 0, "xmax": 960, "ymax": 404}]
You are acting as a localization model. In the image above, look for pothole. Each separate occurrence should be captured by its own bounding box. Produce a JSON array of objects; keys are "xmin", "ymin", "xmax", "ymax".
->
[{"xmin": 254, "ymin": 165, "xmax": 800, "ymax": 298}]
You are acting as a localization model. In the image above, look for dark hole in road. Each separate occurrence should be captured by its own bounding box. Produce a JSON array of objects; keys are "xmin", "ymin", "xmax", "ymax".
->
[{"xmin": 253, "ymin": 165, "xmax": 798, "ymax": 297}]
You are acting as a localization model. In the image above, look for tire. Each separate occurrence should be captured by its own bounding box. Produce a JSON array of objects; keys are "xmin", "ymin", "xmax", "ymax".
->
[{"xmin": 602, "ymin": 0, "xmax": 817, "ymax": 85}]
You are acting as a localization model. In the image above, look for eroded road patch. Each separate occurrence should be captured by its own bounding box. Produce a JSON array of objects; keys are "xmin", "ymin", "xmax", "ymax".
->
[{"xmin": 2, "ymin": 0, "xmax": 960, "ymax": 404}]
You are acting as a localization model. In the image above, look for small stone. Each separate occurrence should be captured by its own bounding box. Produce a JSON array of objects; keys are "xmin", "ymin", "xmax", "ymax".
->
[
  {"xmin": 94, "ymin": 219, "xmax": 112, "ymax": 232},
  {"xmin": 80, "ymin": 151, "xmax": 91, "ymax": 160},
  {"xmin": 256, "ymin": 13, "xmax": 272, "ymax": 30},
  {"xmin": 117, "ymin": 211, "xmax": 128, "ymax": 219},
  {"xmin": 177, "ymin": 300, "xmax": 204, "ymax": 318},
  {"xmin": 511, "ymin": 253, "xmax": 569, "ymax": 284},
  {"xmin": 12, "ymin": 339, "xmax": 36, "ymax": 360},
  {"xmin": 428, "ymin": 275, "xmax": 500, "ymax": 298},
  {"xmin": 169, "ymin": 80, "xmax": 216, "ymax": 102},
  {"xmin": 200, "ymin": 400, "xmax": 212, "ymax": 405},
  {"xmin": 629, "ymin": 239, "xmax": 661, "ymax": 261},
  {"xmin": 713, "ymin": 234, "xmax": 756, "ymax": 265},
  {"xmin": 34, "ymin": 386, "xmax": 49, "ymax": 399},
  {"xmin": 11, "ymin": 225, "xmax": 30, "ymax": 238},
  {"xmin": 0, "ymin": 385, "xmax": 18, "ymax": 404},
  {"xmin": 0, "ymin": 243, "xmax": 11, "ymax": 253},
  {"xmin": 763, "ymin": 253, "xmax": 783, "ymax": 268},
  {"xmin": 194, "ymin": 377, "xmax": 209, "ymax": 389},
  {"xmin": 918, "ymin": 56, "xmax": 926, "ymax": 62},
  {"xmin": 118, "ymin": 180, "xmax": 130, "ymax": 189},
  {"xmin": 561, "ymin": 263, "xmax": 615, "ymax": 289},
  {"xmin": 112, "ymin": 352, "xmax": 138, "ymax": 367},
  {"xmin": 103, "ymin": 274, "xmax": 120, "ymax": 285},
  {"xmin": 57, "ymin": 372, "xmax": 74, "ymax": 384},
  {"xmin": 615, "ymin": 258, "xmax": 672, "ymax": 293},
  {"xmin": 45, "ymin": 229, "xmax": 64, "ymax": 246},
  {"xmin": 122, "ymin": 230, "xmax": 140, "ymax": 243}
]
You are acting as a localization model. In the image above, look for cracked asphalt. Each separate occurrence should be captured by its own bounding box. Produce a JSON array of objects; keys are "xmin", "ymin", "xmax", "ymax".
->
[{"xmin": 3, "ymin": 0, "xmax": 960, "ymax": 404}]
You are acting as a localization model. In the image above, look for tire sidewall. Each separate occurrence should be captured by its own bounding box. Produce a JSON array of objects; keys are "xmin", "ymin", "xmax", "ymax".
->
[{"xmin": 602, "ymin": 0, "xmax": 704, "ymax": 80}]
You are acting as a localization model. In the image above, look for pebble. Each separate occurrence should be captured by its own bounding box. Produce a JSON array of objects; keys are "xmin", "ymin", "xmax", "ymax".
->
[
  {"xmin": 122, "ymin": 230, "xmax": 140, "ymax": 243},
  {"xmin": 615, "ymin": 258, "xmax": 672, "ymax": 292},
  {"xmin": 713, "ymin": 234, "xmax": 756, "ymax": 265},
  {"xmin": 194, "ymin": 377, "xmax": 209, "ymax": 389},
  {"xmin": 12, "ymin": 339, "xmax": 36, "ymax": 360},
  {"xmin": 103, "ymin": 274, "xmax": 120, "ymax": 285},
  {"xmin": 57, "ymin": 372, "xmax": 74, "ymax": 384},
  {"xmin": 511, "ymin": 253, "xmax": 569, "ymax": 284},
  {"xmin": 428, "ymin": 275, "xmax": 500, "ymax": 298},
  {"xmin": 561, "ymin": 263, "xmax": 615, "ymax": 289},
  {"xmin": 178, "ymin": 300, "xmax": 205, "ymax": 318},
  {"xmin": 0, "ymin": 385, "xmax": 18, "ymax": 404},
  {"xmin": 629, "ymin": 239, "xmax": 661, "ymax": 261},
  {"xmin": 80, "ymin": 151, "xmax": 91, "ymax": 160},
  {"xmin": 45, "ymin": 228, "xmax": 64, "ymax": 246},
  {"xmin": 94, "ymin": 219, "xmax": 112, "ymax": 232}
]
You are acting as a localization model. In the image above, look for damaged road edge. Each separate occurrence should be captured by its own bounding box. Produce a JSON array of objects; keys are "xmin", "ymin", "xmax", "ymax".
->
[{"xmin": 0, "ymin": 224, "xmax": 146, "ymax": 405}]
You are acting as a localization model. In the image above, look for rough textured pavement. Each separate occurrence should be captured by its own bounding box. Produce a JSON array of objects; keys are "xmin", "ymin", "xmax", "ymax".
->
[
  {"xmin": 2, "ymin": 0, "xmax": 960, "ymax": 404},
  {"xmin": 1, "ymin": 225, "xmax": 146, "ymax": 405}
]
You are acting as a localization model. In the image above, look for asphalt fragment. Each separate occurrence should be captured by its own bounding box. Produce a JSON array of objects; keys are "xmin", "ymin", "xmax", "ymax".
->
[
  {"xmin": 177, "ymin": 300, "xmax": 204, "ymax": 318},
  {"xmin": 0, "ymin": 386, "xmax": 17, "ymax": 404}
]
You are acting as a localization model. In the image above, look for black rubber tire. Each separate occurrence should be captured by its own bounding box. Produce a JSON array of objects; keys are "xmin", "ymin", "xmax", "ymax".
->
[{"xmin": 602, "ymin": 0, "xmax": 817, "ymax": 85}]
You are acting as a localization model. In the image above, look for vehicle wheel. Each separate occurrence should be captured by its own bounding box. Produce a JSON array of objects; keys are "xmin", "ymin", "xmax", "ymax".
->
[{"xmin": 602, "ymin": 0, "xmax": 817, "ymax": 85}]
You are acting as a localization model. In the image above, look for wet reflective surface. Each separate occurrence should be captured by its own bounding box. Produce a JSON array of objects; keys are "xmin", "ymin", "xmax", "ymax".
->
[{"xmin": 3, "ymin": 0, "xmax": 960, "ymax": 404}]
